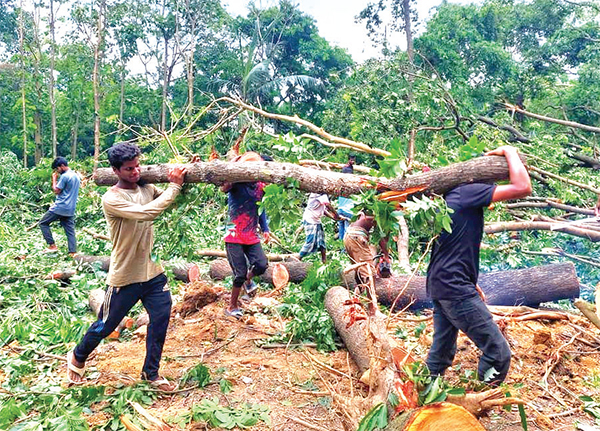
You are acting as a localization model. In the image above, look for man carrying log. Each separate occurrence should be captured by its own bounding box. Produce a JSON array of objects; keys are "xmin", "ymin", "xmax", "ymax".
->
[
  {"xmin": 299, "ymin": 193, "xmax": 339, "ymax": 263},
  {"xmin": 344, "ymin": 212, "xmax": 391, "ymax": 290},
  {"xmin": 39, "ymin": 157, "xmax": 80, "ymax": 256},
  {"xmin": 426, "ymin": 145, "xmax": 532, "ymax": 386},
  {"xmin": 221, "ymin": 152, "xmax": 271, "ymax": 320},
  {"xmin": 66, "ymin": 143, "xmax": 186, "ymax": 391}
]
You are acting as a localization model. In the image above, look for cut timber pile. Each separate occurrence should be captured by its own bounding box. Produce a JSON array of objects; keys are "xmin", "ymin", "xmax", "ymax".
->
[
  {"xmin": 344, "ymin": 262, "xmax": 579, "ymax": 309},
  {"xmin": 209, "ymin": 259, "xmax": 310, "ymax": 284}
]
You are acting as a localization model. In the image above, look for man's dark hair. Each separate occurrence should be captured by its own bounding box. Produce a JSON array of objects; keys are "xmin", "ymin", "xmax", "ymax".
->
[
  {"xmin": 108, "ymin": 143, "xmax": 141, "ymax": 169},
  {"xmin": 348, "ymin": 154, "xmax": 356, "ymax": 161},
  {"xmin": 260, "ymin": 154, "xmax": 274, "ymax": 161},
  {"xmin": 51, "ymin": 157, "xmax": 68, "ymax": 169}
]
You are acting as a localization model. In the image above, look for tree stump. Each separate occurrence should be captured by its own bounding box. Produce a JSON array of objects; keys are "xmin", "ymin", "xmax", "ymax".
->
[{"xmin": 386, "ymin": 402, "xmax": 486, "ymax": 431}]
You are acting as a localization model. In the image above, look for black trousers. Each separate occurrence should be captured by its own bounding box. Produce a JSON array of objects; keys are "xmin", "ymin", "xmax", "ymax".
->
[
  {"xmin": 225, "ymin": 242, "xmax": 268, "ymax": 288},
  {"xmin": 39, "ymin": 210, "xmax": 77, "ymax": 253},
  {"xmin": 426, "ymin": 295, "xmax": 511, "ymax": 385},
  {"xmin": 74, "ymin": 273, "xmax": 171, "ymax": 381}
]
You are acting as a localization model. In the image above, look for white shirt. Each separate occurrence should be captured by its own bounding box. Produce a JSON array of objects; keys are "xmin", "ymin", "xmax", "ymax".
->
[{"xmin": 302, "ymin": 193, "xmax": 330, "ymax": 225}]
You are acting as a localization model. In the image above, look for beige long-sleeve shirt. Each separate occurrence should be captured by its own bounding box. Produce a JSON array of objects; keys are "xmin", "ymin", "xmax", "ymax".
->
[{"xmin": 101, "ymin": 183, "xmax": 181, "ymax": 287}]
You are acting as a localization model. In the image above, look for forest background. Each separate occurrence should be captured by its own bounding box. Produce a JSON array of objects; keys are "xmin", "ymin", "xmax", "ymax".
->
[{"xmin": 2, "ymin": 0, "xmax": 600, "ymax": 429}]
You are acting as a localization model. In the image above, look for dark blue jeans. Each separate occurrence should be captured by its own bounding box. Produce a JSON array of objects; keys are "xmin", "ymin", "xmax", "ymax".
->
[
  {"xmin": 74, "ymin": 273, "xmax": 172, "ymax": 381},
  {"xmin": 39, "ymin": 210, "xmax": 77, "ymax": 253},
  {"xmin": 426, "ymin": 295, "xmax": 511, "ymax": 385}
]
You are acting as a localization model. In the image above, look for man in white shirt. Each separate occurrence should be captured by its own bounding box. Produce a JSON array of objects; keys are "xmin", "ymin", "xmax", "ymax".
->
[{"xmin": 299, "ymin": 193, "xmax": 339, "ymax": 263}]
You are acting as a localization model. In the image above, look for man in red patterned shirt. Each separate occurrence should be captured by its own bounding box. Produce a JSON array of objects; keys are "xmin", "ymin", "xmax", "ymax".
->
[{"xmin": 221, "ymin": 152, "xmax": 271, "ymax": 319}]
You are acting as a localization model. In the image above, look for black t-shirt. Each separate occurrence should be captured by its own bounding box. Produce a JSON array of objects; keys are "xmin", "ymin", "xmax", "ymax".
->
[{"xmin": 426, "ymin": 183, "xmax": 496, "ymax": 300}]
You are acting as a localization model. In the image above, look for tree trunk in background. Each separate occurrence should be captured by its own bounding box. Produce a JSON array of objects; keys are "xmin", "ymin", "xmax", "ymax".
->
[
  {"xmin": 19, "ymin": 0, "xmax": 27, "ymax": 168},
  {"xmin": 49, "ymin": 0, "xmax": 57, "ymax": 158},
  {"xmin": 93, "ymin": 155, "xmax": 520, "ymax": 198},
  {"xmin": 34, "ymin": 111, "xmax": 42, "ymax": 163},
  {"xmin": 342, "ymin": 262, "xmax": 579, "ymax": 310},
  {"xmin": 209, "ymin": 258, "xmax": 311, "ymax": 284},
  {"xmin": 396, "ymin": 214, "xmax": 411, "ymax": 273},
  {"xmin": 93, "ymin": 0, "xmax": 106, "ymax": 171},
  {"xmin": 160, "ymin": 35, "xmax": 169, "ymax": 131},
  {"xmin": 71, "ymin": 96, "xmax": 80, "ymax": 160},
  {"xmin": 186, "ymin": 50, "xmax": 194, "ymax": 112},
  {"xmin": 402, "ymin": 0, "xmax": 413, "ymax": 63}
]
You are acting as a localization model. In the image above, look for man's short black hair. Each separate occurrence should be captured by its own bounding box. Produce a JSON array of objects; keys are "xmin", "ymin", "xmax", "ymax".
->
[
  {"xmin": 108, "ymin": 143, "xmax": 141, "ymax": 169},
  {"xmin": 348, "ymin": 154, "xmax": 356, "ymax": 161},
  {"xmin": 51, "ymin": 157, "xmax": 68, "ymax": 169},
  {"xmin": 260, "ymin": 154, "xmax": 274, "ymax": 161}
]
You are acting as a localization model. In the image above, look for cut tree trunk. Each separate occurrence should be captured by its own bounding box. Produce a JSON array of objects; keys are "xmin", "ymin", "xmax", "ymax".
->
[
  {"xmin": 196, "ymin": 249, "xmax": 297, "ymax": 262},
  {"xmin": 93, "ymin": 155, "xmax": 522, "ymax": 198},
  {"xmin": 209, "ymin": 259, "xmax": 310, "ymax": 284},
  {"xmin": 386, "ymin": 402, "xmax": 485, "ymax": 431},
  {"xmin": 74, "ymin": 255, "xmax": 200, "ymax": 283},
  {"xmin": 343, "ymin": 263, "xmax": 579, "ymax": 309}
]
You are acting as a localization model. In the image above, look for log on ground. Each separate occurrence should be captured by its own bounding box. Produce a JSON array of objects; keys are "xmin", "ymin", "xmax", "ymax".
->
[
  {"xmin": 93, "ymin": 155, "xmax": 520, "ymax": 198},
  {"xmin": 74, "ymin": 255, "xmax": 201, "ymax": 283},
  {"xmin": 209, "ymin": 259, "xmax": 311, "ymax": 285},
  {"xmin": 344, "ymin": 263, "xmax": 579, "ymax": 309}
]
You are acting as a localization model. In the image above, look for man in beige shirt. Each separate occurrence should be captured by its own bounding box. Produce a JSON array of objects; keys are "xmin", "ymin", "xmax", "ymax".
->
[{"xmin": 66, "ymin": 143, "xmax": 185, "ymax": 391}]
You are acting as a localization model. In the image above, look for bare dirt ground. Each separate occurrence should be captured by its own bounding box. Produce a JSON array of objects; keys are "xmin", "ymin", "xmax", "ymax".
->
[{"xmin": 58, "ymin": 279, "xmax": 600, "ymax": 430}]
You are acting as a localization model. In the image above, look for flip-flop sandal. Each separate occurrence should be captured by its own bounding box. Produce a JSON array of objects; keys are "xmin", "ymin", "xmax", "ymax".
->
[
  {"xmin": 224, "ymin": 308, "xmax": 243, "ymax": 320},
  {"xmin": 245, "ymin": 281, "xmax": 258, "ymax": 296},
  {"xmin": 66, "ymin": 351, "xmax": 86, "ymax": 385}
]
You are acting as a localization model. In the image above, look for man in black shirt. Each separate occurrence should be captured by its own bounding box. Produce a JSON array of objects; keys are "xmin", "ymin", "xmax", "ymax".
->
[{"xmin": 426, "ymin": 145, "xmax": 531, "ymax": 385}]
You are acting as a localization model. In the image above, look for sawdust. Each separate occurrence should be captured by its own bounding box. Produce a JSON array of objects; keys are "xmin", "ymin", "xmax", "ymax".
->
[{"xmin": 56, "ymin": 282, "xmax": 600, "ymax": 431}]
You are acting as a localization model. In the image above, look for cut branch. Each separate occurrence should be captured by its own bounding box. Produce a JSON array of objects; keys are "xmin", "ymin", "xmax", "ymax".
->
[
  {"xmin": 485, "ymin": 220, "xmax": 600, "ymax": 242},
  {"xmin": 219, "ymin": 97, "xmax": 391, "ymax": 157},
  {"xmin": 505, "ymin": 102, "xmax": 600, "ymax": 134},
  {"xmin": 506, "ymin": 200, "xmax": 595, "ymax": 216}
]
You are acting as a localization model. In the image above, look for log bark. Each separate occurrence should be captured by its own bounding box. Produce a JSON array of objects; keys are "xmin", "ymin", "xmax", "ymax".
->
[
  {"xmin": 74, "ymin": 255, "xmax": 200, "ymax": 283},
  {"xmin": 485, "ymin": 220, "xmax": 600, "ymax": 241},
  {"xmin": 342, "ymin": 263, "xmax": 579, "ymax": 309},
  {"xmin": 196, "ymin": 249, "xmax": 298, "ymax": 262},
  {"xmin": 93, "ymin": 155, "xmax": 522, "ymax": 198},
  {"xmin": 324, "ymin": 285, "xmax": 372, "ymax": 373},
  {"xmin": 386, "ymin": 402, "xmax": 485, "ymax": 431},
  {"xmin": 209, "ymin": 259, "xmax": 310, "ymax": 284}
]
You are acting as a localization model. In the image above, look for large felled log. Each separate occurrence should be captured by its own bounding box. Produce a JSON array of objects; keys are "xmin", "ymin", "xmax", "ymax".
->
[
  {"xmin": 93, "ymin": 155, "xmax": 521, "ymax": 197},
  {"xmin": 209, "ymin": 259, "xmax": 310, "ymax": 284},
  {"xmin": 343, "ymin": 263, "xmax": 579, "ymax": 309},
  {"xmin": 324, "ymin": 285, "xmax": 373, "ymax": 372},
  {"xmin": 196, "ymin": 248, "xmax": 297, "ymax": 262},
  {"xmin": 74, "ymin": 255, "xmax": 200, "ymax": 283}
]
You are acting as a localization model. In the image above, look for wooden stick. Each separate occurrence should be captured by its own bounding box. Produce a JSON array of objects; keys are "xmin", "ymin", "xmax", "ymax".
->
[
  {"xmin": 82, "ymin": 227, "xmax": 110, "ymax": 241},
  {"xmin": 574, "ymin": 298, "xmax": 600, "ymax": 331}
]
